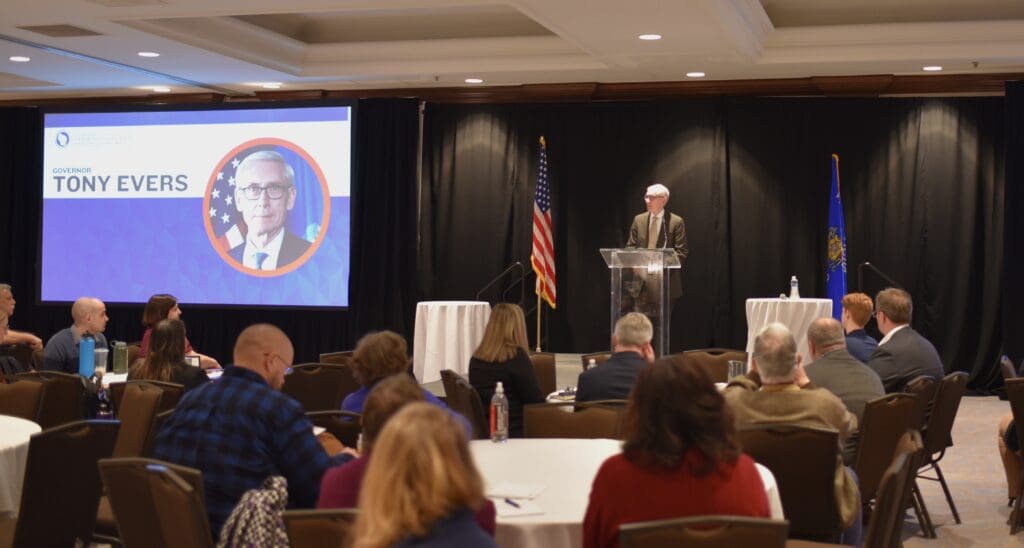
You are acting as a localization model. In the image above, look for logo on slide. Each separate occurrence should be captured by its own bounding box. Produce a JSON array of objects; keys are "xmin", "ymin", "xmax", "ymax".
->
[
  {"xmin": 203, "ymin": 138, "xmax": 331, "ymax": 277},
  {"xmin": 55, "ymin": 131, "xmax": 70, "ymax": 148}
]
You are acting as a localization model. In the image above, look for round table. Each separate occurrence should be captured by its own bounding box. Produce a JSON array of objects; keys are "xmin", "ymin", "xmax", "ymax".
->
[
  {"xmin": 0, "ymin": 415, "xmax": 41, "ymax": 517},
  {"xmin": 413, "ymin": 300, "xmax": 491, "ymax": 383},
  {"xmin": 745, "ymin": 298, "xmax": 833, "ymax": 363},
  {"xmin": 470, "ymin": 438, "xmax": 783, "ymax": 548}
]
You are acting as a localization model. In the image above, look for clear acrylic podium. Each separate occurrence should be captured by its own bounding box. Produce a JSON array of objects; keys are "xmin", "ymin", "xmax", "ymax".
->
[{"xmin": 600, "ymin": 248, "xmax": 680, "ymax": 357}]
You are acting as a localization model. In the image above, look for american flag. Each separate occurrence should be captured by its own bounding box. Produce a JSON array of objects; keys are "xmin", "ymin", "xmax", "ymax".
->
[
  {"xmin": 531, "ymin": 137, "xmax": 556, "ymax": 308},
  {"xmin": 209, "ymin": 145, "xmax": 275, "ymax": 253}
]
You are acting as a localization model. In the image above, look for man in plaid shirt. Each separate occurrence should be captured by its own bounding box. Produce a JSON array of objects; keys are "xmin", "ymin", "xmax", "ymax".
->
[{"xmin": 153, "ymin": 323, "xmax": 354, "ymax": 537}]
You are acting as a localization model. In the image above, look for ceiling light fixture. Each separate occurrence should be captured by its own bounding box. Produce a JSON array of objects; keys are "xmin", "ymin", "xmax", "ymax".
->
[
  {"xmin": 638, "ymin": 34, "xmax": 662, "ymax": 41},
  {"xmin": 922, "ymin": 65, "xmax": 943, "ymax": 72},
  {"xmin": 138, "ymin": 51, "xmax": 160, "ymax": 58},
  {"xmin": 260, "ymin": 82, "xmax": 282, "ymax": 89},
  {"xmin": 9, "ymin": 56, "xmax": 30, "ymax": 62},
  {"xmin": 686, "ymin": 71, "xmax": 706, "ymax": 78},
  {"xmin": 465, "ymin": 78, "xmax": 484, "ymax": 84}
]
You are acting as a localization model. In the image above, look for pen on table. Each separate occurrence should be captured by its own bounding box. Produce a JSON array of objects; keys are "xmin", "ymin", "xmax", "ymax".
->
[{"xmin": 504, "ymin": 498, "xmax": 520, "ymax": 508}]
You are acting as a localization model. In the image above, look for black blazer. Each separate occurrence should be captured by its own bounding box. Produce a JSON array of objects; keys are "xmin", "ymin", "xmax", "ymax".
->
[
  {"xmin": 575, "ymin": 351, "xmax": 647, "ymax": 402},
  {"xmin": 867, "ymin": 326, "xmax": 945, "ymax": 392}
]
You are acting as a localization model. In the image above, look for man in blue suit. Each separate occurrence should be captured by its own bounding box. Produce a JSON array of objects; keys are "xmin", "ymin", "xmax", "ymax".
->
[
  {"xmin": 841, "ymin": 292, "xmax": 878, "ymax": 363},
  {"xmin": 576, "ymin": 313, "xmax": 654, "ymax": 402}
]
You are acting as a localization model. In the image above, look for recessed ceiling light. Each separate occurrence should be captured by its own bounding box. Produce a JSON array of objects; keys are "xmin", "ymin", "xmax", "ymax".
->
[
  {"xmin": 465, "ymin": 78, "xmax": 484, "ymax": 84},
  {"xmin": 138, "ymin": 51, "xmax": 160, "ymax": 58},
  {"xmin": 150, "ymin": 86, "xmax": 171, "ymax": 93},
  {"xmin": 638, "ymin": 34, "xmax": 662, "ymax": 41},
  {"xmin": 922, "ymin": 65, "xmax": 943, "ymax": 72},
  {"xmin": 9, "ymin": 56, "xmax": 30, "ymax": 63},
  {"xmin": 686, "ymin": 71, "xmax": 706, "ymax": 78},
  {"xmin": 260, "ymin": 82, "xmax": 282, "ymax": 89}
]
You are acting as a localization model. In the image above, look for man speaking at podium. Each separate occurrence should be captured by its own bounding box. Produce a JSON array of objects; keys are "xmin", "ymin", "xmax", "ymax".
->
[{"xmin": 626, "ymin": 183, "xmax": 688, "ymax": 269}]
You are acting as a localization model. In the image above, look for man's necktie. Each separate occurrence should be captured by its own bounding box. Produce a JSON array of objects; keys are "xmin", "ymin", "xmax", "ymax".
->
[
  {"xmin": 255, "ymin": 252, "xmax": 269, "ymax": 269},
  {"xmin": 647, "ymin": 216, "xmax": 661, "ymax": 249}
]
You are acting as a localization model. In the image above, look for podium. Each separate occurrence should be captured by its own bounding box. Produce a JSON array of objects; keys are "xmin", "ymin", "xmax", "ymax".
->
[{"xmin": 600, "ymin": 248, "xmax": 680, "ymax": 357}]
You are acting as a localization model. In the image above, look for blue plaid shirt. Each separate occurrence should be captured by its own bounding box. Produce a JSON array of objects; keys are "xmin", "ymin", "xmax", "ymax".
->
[{"xmin": 153, "ymin": 366, "xmax": 351, "ymax": 538}]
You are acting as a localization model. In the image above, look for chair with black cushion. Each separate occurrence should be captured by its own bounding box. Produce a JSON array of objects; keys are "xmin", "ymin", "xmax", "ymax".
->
[
  {"xmin": 281, "ymin": 363, "xmax": 361, "ymax": 412},
  {"xmin": 0, "ymin": 380, "xmax": 43, "ymax": 421},
  {"xmin": 440, "ymin": 369, "xmax": 487, "ymax": 439},
  {"xmin": 580, "ymin": 352, "xmax": 612, "ymax": 371},
  {"xmin": 914, "ymin": 371, "xmax": 968, "ymax": 530},
  {"xmin": 523, "ymin": 402, "xmax": 624, "ymax": 439},
  {"xmin": 681, "ymin": 348, "xmax": 748, "ymax": 383},
  {"xmin": 737, "ymin": 424, "xmax": 841, "ymax": 542},
  {"xmin": 529, "ymin": 351, "xmax": 556, "ymax": 395},
  {"xmin": 307, "ymin": 410, "xmax": 362, "ymax": 448},
  {"xmin": 0, "ymin": 420, "xmax": 119, "ymax": 548},
  {"xmin": 282, "ymin": 509, "xmax": 359, "ymax": 548},
  {"xmin": 110, "ymin": 380, "xmax": 183, "ymax": 417},
  {"xmin": 620, "ymin": 515, "xmax": 788, "ymax": 548},
  {"xmin": 318, "ymin": 351, "xmax": 354, "ymax": 366},
  {"xmin": 853, "ymin": 393, "xmax": 918, "ymax": 506},
  {"xmin": 15, "ymin": 370, "xmax": 86, "ymax": 428}
]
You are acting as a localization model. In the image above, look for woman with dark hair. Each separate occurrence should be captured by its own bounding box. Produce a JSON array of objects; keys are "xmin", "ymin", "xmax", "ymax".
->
[
  {"xmin": 129, "ymin": 319, "xmax": 209, "ymax": 392},
  {"xmin": 583, "ymin": 355, "xmax": 770, "ymax": 548},
  {"xmin": 139, "ymin": 294, "xmax": 219, "ymax": 369}
]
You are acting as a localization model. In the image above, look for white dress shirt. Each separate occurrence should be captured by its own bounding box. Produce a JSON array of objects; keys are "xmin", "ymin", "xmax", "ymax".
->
[{"xmin": 241, "ymin": 229, "xmax": 285, "ymax": 270}]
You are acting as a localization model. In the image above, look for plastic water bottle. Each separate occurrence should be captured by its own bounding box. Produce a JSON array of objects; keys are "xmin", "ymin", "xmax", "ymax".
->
[
  {"xmin": 789, "ymin": 276, "xmax": 800, "ymax": 299},
  {"xmin": 96, "ymin": 384, "xmax": 113, "ymax": 419},
  {"xmin": 587, "ymin": 358, "xmax": 597, "ymax": 370},
  {"xmin": 490, "ymin": 381, "xmax": 509, "ymax": 443},
  {"xmin": 79, "ymin": 333, "xmax": 96, "ymax": 378}
]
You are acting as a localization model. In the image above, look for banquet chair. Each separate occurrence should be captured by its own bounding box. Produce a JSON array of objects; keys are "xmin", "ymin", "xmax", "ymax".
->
[
  {"xmin": 581, "ymin": 352, "xmax": 612, "ymax": 371},
  {"xmin": 1006, "ymin": 378, "xmax": 1024, "ymax": 533},
  {"xmin": 282, "ymin": 363, "xmax": 360, "ymax": 412},
  {"xmin": 0, "ymin": 380, "xmax": 43, "ymax": 421},
  {"xmin": 737, "ymin": 424, "xmax": 841, "ymax": 542},
  {"xmin": 903, "ymin": 375, "xmax": 938, "ymax": 433},
  {"xmin": 29, "ymin": 348, "xmax": 44, "ymax": 370},
  {"xmin": 143, "ymin": 409, "xmax": 175, "ymax": 458},
  {"xmin": 319, "ymin": 350, "xmax": 354, "ymax": 366},
  {"xmin": 681, "ymin": 348, "xmax": 748, "ymax": 383},
  {"xmin": 110, "ymin": 380, "xmax": 183, "ymax": 417},
  {"xmin": 111, "ymin": 382, "xmax": 165, "ymax": 458},
  {"xmin": 440, "ymin": 369, "xmax": 488, "ymax": 439},
  {"xmin": 0, "ymin": 344, "xmax": 33, "ymax": 377},
  {"xmin": 149, "ymin": 462, "xmax": 212, "ymax": 548},
  {"xmin": 15, "ymin": 370, "xmax": 85, "ymax": 428},
  {"xmin": 620, "ymin": 515, "xmax": 788, "ymax": 548},
  {"xmin": 914, "ymin": 371, "xmax": 968, "ymax": 529},
  {"xmin": 529, "ymin": 351, "xmax": 556, "ymax": 395},
  {"xmin": 0, "ymin": 420, "xmax": 119, "ymax": 548},
  {"xmin": 307, "ymin": 410, "xmax": 362, "ymax": 448},
  {"xmin": 126, "ymin": 344, "xmax": 142, "ymax": 370},
  {"xmin": 523, "ymin": 402, "xmax": 624, "ymax": 439},
  {"xmin": 282, "ymin": 509, "xmax": 359, "ymax": 548},
  {"xmin": 853, "ymin": 393, "xmax": 917, "ymax": 506},
  {"xmin": 98, "ymin": 458, "xmax": 206, "ymax": 548}
]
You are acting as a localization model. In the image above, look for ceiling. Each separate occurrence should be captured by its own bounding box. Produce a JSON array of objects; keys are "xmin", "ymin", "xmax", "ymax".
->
[{"xmin": 1, "ymin": 0, "xmax": 1023, "ymax": 101}]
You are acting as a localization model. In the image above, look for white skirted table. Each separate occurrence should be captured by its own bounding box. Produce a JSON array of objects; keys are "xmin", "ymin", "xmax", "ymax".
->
[
  {"xmin": 0, "ymin": 415, "xmax": 41, "ymax": 517},
  {"xmin": 413, "ymin": 300, "xmax": 491, "ymax": 383},
  {"xmin": 470, "ymin": 438, "xmax": 783, "ymax": 548},
  {"xmin": 745, "ymin": 298, "xmax": 833, "ymax": 363}
]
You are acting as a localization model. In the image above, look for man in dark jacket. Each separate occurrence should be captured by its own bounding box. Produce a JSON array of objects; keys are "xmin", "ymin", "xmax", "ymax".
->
[
  {"xmin": 867, "ymin": 288, "xmax": 945, "ymax": 392},
  {"xmin": 576, "ymin": 313, "xmax": 654, "ymax": 402}
]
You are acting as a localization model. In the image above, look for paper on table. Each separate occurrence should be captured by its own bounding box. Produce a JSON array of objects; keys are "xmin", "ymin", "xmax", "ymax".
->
[
  {"xmin": 486, "ymin": 481, "xmax": 545, "ymax": 500},
  {"xmin": 313, "ymin": 426, "xmax": 326, "ymax": 436},
  {"xmin": 491, "ymin": 497, "xmax": 544, "ymax": 517}
]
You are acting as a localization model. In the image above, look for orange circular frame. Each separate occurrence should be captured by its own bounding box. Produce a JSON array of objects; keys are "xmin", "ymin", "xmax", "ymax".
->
[{"xmin": 202, "ymin": 138, "xmax": 332, "ymax": 277}]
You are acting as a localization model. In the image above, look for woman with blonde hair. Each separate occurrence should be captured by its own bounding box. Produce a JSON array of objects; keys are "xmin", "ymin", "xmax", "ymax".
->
[
  {"xmin": 129, "ymin": 319, "xmax": 209, "ymax": 392},
  {"xmin": 468, "ymin": 303, "xmax": 543, "ymax": 438},
  {"xmin": 354, "ymin": 402, "xmax": 496, "ymax": 548}
]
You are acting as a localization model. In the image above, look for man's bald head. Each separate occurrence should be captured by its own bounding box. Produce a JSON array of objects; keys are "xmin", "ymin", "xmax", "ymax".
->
[
  {"xmin": 233, "ymin": 324, "xmax": 294, "ymax": 389},
  {"xmin": 71, "ymin": 297, "xmax": 108, "ymax": 334}
]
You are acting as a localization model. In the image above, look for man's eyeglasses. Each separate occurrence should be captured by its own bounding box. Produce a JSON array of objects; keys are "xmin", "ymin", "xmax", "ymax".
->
[{"xmin": 239, "ymin": 184, "xmax": 292, "ymax": 200}]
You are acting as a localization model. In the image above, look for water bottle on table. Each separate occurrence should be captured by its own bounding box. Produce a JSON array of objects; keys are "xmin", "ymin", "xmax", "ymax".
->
[
  {"xmin": 78, "ymin": 333, "xmax": 95, "ymax": 378},
  {"xmin": 789, "ymin": 275, "xmax": 800, "ymax": 299},
  {"xmin": 490, "ymin": 381, "xmax": 509, "ymax": 443}
]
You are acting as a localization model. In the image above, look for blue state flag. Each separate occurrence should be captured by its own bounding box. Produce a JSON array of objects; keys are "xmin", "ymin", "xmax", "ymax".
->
[{"xmin": 826, "ymin": 154, "xmax": 847, "ymax": 320}]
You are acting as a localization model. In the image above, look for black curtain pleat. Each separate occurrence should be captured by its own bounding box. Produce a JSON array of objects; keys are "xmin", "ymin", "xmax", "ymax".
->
[{"xmin": 1005, "ymin": 82, "xmax": 1024, "ymax": 374}]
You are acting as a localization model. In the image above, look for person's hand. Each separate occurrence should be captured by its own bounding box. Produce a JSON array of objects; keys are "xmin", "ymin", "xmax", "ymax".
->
[
  {"xmin": 794, "ymin": 355, "xmax": 811, "ymax": 388},
  {"xmin": 198, "ymin": 354, "xmax": 221, "ymax": 370},
  {"xmin": 27, "ymin": 335, "xmax": 43, "ymax": 350},
  {"xmin": 317, "ymin": 432, "xmax": 346, "ymax": 456}
]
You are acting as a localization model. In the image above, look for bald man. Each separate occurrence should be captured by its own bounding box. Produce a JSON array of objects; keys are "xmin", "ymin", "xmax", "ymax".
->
[
  {"xmin": 42, "ymin": 297, "xmax": 109, "ymax": 374},
  {"xmin": 153, "ymin": 324, "xmax": 354, "ymax": 538}
]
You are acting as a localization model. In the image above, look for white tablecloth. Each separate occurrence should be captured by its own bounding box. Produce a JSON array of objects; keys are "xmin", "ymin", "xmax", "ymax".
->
[
  {"xmin": 0, "ymin": 416, "xmax": 41, "ymax": 517},
  {"xmin": 413, "ymin": 301, "xmax": 491, "ymax": 383},
  {"xmin": 470, "ymin": 438, "xmax": 783, "ymax": 548},
  {"xmin": 745, "ymin": 298, "xmax": 833, "ymax": 364}
]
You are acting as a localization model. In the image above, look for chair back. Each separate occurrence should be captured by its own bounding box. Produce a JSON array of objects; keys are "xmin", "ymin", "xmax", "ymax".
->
[
  {"xmin": 13, "ymin": 420, "xmax": 120, "ymax": 547},
  {"xmin": 681, "ymin": 348, "xmax": 747, "ymax": 383},
  {"xmin": 0, "ymin": 344, "xmax": 33, "ymax": 375},
  {"xmin": 98, "ymin": 457, "xmax": 206, "ymax": 548},
  {"xmin": 736, "ymin": 424, "xmax": 840, "ymax": 542},
  {"xmin": 31, "ymin": 348, "xmax": 45, "ymax": 370},
  {"xmin": 529, "ymin": 352, "xmax": 556, "ymax": 395},
  {"xmin": 921, "ymin": 372, "xmax": 968, "ymax": 457},
  {"xmin": 281, "ymin": 362, "xmax": 361, "ymax": 412},
  {"xmin": 318, "ymin": 350, "xmax": 354, "ymax": 366},
  {"xmin": 126, "ymin": 344, "xmax": 142, "ymax": 370},
  {"xmin": 903, "ymin": 375, "xmax": 938, "ymax": 431},
  {"xmin": 0, "ymin": 380, "xmax": 43, "ymax": 420},
  {"xmin": 15, "ymin": 370, "xmax": 85, "ymax": 428},
  {"xmin": 863, "ymin": 430, "xmax": 923, "ymax": 548},
  {"xmin": 111, "ymin": 380, "xmax": 183, "ymax": 416},
  {"xmin": 619, "ymin": 515, "xmax": 788, "ymax": 548},
  {"xmin": 143, "ymin": 409, "xmax": 175, "ymax": 457},
  {"xmin": 581, "ymin": 352, "xmax": 612, "ymax": 371},
  {"xmin": 440, "ymin": 369, "xmax": 487, "ymax": 439},
  {"xmin": 148, "ymin": 463, "xmax": 213, "ymax": 548},
  {"xmin": 523, "ymin": 402, "xmax": 624, "ymax": 439},
  {"xmin": 853, "ymin": 393, "xmax": 918, "ymax": 503},
  {"xmin": 1003, "ymin": 355, "xmax": 1018, "ymax": 382},
  {"xmin": 282, "ymin": 509, "xmax": 359, "ymax": 548},
  {"xmin": 112, "ymin": 382, "xmax": 165, "ymax": 458},
  {"xmin": 307, "ymin": 410, "xmax": 362, "ymax": 447}
]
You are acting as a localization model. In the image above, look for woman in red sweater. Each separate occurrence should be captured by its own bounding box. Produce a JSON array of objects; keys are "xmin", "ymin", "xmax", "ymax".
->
[{"xmin": 583, "ymin": 355, "xmax": 771, "ymax": 548}]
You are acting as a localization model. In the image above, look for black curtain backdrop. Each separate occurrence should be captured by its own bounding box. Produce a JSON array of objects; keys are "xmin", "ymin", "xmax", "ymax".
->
[
  {"xmin": 1007, "ymin": 82, "xmax": 1024, "ymax": 373},
  {"xmin": 0, "ymin": 98, "xmax": 420, "ymax": 364},
  {"xmin": 421, "ymin": 97, "xmax": 1006, "ymax": 390}
]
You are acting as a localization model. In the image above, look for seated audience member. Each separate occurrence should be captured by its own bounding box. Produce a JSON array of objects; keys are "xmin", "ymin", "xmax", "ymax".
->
[
  {"xmin": 1, "ymin": 309, "xmax": 28, "ymax": 381},
  {"xmin": 128, "ymin": 319, "xmax": 209, "ymax": 393},
  {"xmin": 469, "ymin": 303, "xmax": 544, "ymax": 437},
  {"xmin": 576, "ymin": 312, "xmax": 654, "ymax": 403},
  {"xmin": 353, "ymin": 402, "xmax": 496, "ymax": 548},
  {"xmin": 0, "ymin": 283, "xmax": 42, "ymax": 349},
  {"xmin": 342, "ymin": 330, "xmax": 470, "ymax": 433},
  {"xmin": 153, "ymin": 323, "xmax": 354, "ymax": 538},
  {"xmin": 583, "ymin": 355, "xmax": 770, "ymax": 548},
  {"xmin": 805, "ymin": 317, "xmax": 884, "ymax": 423},
  {"xmin": 42, "ymin": 297, "xmax": 108, "ymax": 374},
  {"xmin": 867, "ymin": 287, "xmax": 945, "ymax": 392},
  {"xmin": 725, "ymin": 323, "xmax": 861, "ymax": 545},
  {"xmin": 841, "ymin": 292, "xmax": 878, "ymax": 363},
  {"xmin": 139, "ymin": 294, "xmax": 219, "ymax": 369},
  {"xmin": 319, "ymin": 374, "xmax": 496, "ymax": 534}
]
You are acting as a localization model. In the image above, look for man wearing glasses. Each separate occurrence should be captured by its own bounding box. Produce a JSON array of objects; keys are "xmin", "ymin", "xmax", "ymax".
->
[{"xmin": 229, "ymin": 150, "xmax": 311, "ymax": 270}]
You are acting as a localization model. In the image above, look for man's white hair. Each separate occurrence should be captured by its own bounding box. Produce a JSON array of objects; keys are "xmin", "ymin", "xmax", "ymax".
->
[
  {"xmin": 646, "ymin": 184, "xmax": 670, "ymax": 198},
  {"xmin": 237, "ymin": 150, "xmax": 295, "ymax": 186},
  {"xmin": 614, "ymin": 312, "xmax": 653, "ymax": 346},
  {"xmin": 753, "ymin": 322, "xmax": 797, "ymax": 383}
]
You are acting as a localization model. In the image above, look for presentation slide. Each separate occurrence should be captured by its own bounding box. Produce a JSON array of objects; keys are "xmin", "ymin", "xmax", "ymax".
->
[{"xmin": 40, "ymin": 105, "xmax": 352, "ymax": 307}]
